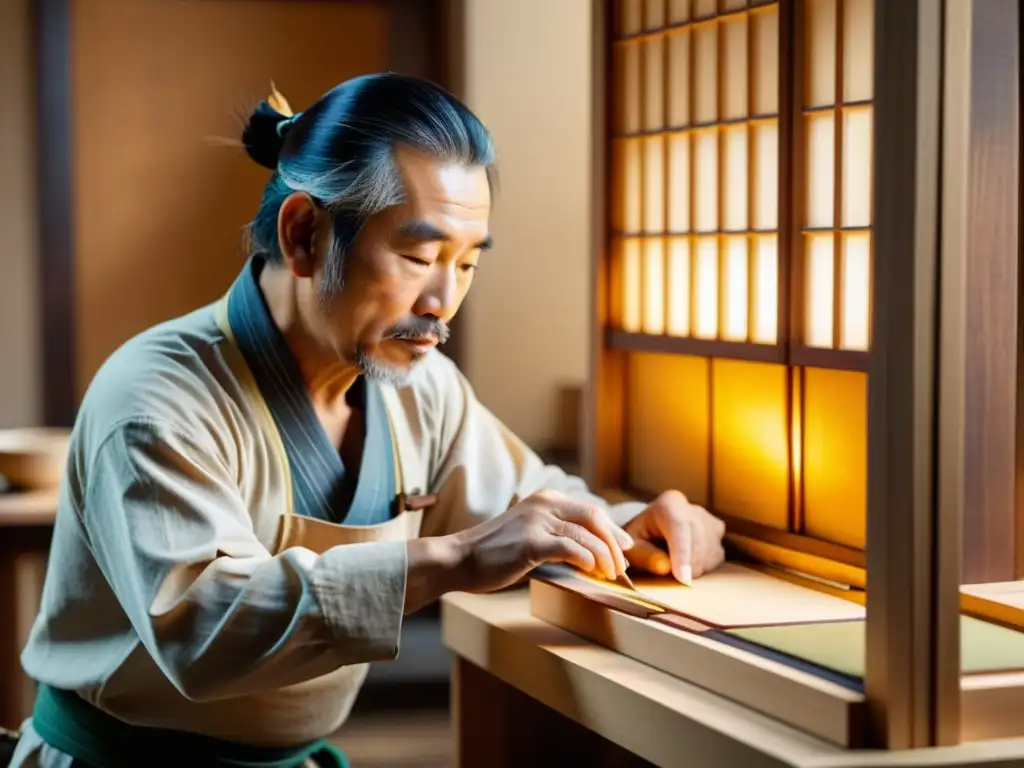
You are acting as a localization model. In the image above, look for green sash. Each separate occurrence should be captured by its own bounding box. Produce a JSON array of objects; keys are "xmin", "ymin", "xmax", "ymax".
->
[{"xmin": 32, "ymin": 684, "xmax": 349, "ymax": 768}]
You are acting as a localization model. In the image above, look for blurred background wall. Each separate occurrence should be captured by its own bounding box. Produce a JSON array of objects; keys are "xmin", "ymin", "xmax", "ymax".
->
[{"xmin": 0, "ymin": 0, "xmax": 594, "ymax": 456}]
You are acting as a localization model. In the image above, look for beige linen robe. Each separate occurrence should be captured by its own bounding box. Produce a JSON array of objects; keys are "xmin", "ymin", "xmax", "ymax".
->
[{"xmin": 11, "ymin": 261, "xmax": 643, "ymax": 766}]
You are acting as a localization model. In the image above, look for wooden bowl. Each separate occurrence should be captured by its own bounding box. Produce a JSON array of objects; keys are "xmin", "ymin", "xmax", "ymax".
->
[{"xmin": 0, "ymin": 428, "xmax": 71, "ymax": 490}]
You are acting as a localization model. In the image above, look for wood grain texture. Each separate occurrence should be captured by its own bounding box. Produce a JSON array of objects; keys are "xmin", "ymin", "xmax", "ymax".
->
[
  {"xmin": 865, "ymin": 0, "xmax": 948, "ymax": 749},
  {"xmin": 959, "ymin": 0, "xmax": 1020, "ymax": 584}
]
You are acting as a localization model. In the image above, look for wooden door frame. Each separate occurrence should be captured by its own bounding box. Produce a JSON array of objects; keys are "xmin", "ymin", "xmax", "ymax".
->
[{"xmin": 34, "ymin": 0, "xmax": 461, "ymax": 427}]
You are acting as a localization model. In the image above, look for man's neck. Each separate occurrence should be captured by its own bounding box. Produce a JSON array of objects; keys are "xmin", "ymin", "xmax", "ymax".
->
[{"xmin": 258, "ymin": 262, "xmax": 360, "ymax": 411}]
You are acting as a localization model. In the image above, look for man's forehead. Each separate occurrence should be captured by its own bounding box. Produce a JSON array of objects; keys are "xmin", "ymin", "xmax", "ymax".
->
[{"xmin": 393, "ymin": 146, "xmax": 491, "ymax": 208}]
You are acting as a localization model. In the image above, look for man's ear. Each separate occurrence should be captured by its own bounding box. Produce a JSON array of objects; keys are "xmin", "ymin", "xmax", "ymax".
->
[{"xmin": 277, "ymin": 192, "xmax": 320, "ymax": 278}]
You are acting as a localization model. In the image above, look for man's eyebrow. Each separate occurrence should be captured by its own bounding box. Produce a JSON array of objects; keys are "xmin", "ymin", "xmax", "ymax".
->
[{"xmin": 395, "ymin": 219, "xmax": 493, "ymax": 251}]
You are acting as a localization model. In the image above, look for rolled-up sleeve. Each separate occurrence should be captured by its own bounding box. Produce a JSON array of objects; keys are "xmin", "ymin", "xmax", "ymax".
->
[
  {"xmin": 418, "ymin": 361, "xmax": 645, "ymax": 537},
  {"xmin": 82, "ymin": 419, "xmax": 406, "ymax": 703}
]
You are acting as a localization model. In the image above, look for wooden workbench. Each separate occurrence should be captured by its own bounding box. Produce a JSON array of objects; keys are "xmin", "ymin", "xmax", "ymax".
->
[
  {"xmin": 440, "ymin": 588, "xmax": 1024, "ymax": 768},
  {"xmin": 0, "ymin": 491, "xmax": 57, "ymax": 730}
]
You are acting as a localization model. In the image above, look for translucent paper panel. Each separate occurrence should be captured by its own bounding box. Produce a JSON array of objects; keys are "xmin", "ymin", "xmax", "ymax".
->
[
  {"xmin": 722, "ymin": 17, "xmax": 749, "ymax": 121},
  {"xmin": 668, "ymin": 133, "xmax": 691, "ymax": 232},
  {"xmin": 806, "ymin": 0, "xmax": 837, "ymax": 107},
  {"xmin": 751, "ymin": 6, "xmax": 779, "ymax": 115},
  {"xmin": 723, "ymin": 237, "xmax": 748, "ymax": 341},
  {"xmin": 694, "ymin": 237, "xmax": 718, "ymax": 338},
  {"xmin": 643, "ymin": 136, "xmax": 665, "ymax": 233},
  {"xmin": 723, "ymin": 126, "xmax": 748, "ymax": 231},
  {"xmin": 843, "ymin": 0, "xmax": 875, "ymax": 102},
  {"xmin": 643, "ymin": 37, "xmax": 665, "ymax": 131},
  {"xmin": 712, "ymin": 360, "xmax": 790, "ymax": 529},
  {"xmin": 694, "ymin": 131, "xmax": 718, "ymax": 232},
  {"xmin": 642, "ymin": 239, "xmax": 667, "ymax": 334},
  {"xmin": 840, "ymin": 233, "xmax": 870, "ymax": 350},
  {"xmin": 619, "ymin": 0, "xmax": 644, "ymax": 36},
  {"xmin": 621, "ymin": 239, "xmax": 643, "ymax": 332},
  {"xmin": 694, "ymin": 0, "xmax": 717, "ymax": 18},
  {"xmin": 805, "ymin": 234, "xmax": 834, "ymax": 347},
  {"xmin": 803, "ymin": 368, "xmax": 868, "ymax": 549},
  {"xmin": 752, "ymin": 121, "xmax": 778, "ymax": 229},
  {"xmin": 841, "ymin": 108, "xmax": 873, "ymax": 227},
  {"xmin": 806, "ymin": 112, "xmax": 835, "ymax": 228},
  {"xmin": 614, "ymin": 139, "xmax": 642, "ymax": 233},
  {"xmin": 694, "ymin": 23, "xmax": 718, "ymax": 124},
  {"xmin": 667, "ymin": 238, "xmax": 692, "ymax": 336},
  {"xmin": 618, "ymin": 43, "xmax": 642, "ymax": 134},
  {"xmin": 752, "ymin": 235, "xmax": 778, "ymax": 343},
  {"xmin": 668, "ymin": 31, "xmax": 691, "ymax": 127},
  {"xmin": 628, "ymin": 352, "xmax": 709, "ymax": 505},
  {"xmin": 645, "ymin": 0, "xmax": 667, "ymax": 30},
  {"xmin": 668, "ymin": 0, "xmax": 691, "ymax": 24}
]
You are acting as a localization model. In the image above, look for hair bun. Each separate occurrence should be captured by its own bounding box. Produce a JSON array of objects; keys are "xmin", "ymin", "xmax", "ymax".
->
[{"xmin": 242, "ymin": 83, "xmax": 296, "ymax": 170}]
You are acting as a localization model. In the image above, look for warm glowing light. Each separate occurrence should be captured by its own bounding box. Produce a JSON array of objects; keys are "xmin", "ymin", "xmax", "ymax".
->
[
  {"xmin": 752, "ymin": 6, "xmax": 779, "ymax": 115},
  {"xmin": 668, "ymin": 133, "xmax": 691, "ymax": 232},
  {"xmin": 712, "ymin": 360, "xmax": 790, "ymax": 529},
  {"xmin": 667, "ymin": 238, "xmax": 692, "ymax": 337},
  {"xmin": 694, "ymin": 23, "xmax": 718, "ymax": 124},
  {"xmin": 628, "ymin": 352, "xmax": 710, "ymax": 506},
  {"xmin": 806, "ymin": 234, "xmax": 834, "ymax": 347},
  {"xmin": 642, "ymin": 239, "xmax": 666, "ymax": 334},
  {"xmin": 644, "ymin": 37, "xmax": 665, "ymax": 130},
  {"xmin": 643, "ymin": 137, "xmax": 665, "ymax": 233},
  {"xmin": 806, "ymin": 113, "xmax": 835, "ymax": 229},
  {"xmin": 806, "ymin": 0, "xmax": 837, "ymax": 108},
  {"xmin": 668, "ymin": 31, "xmax": 691, "ymax": 126},
  {"xmin": 724, "ymin": 126, "xmax": 748, "ymax": 232},
  {"xmin": 753, "ymin": 121, "xmax": 778, "ymax": 230},
  {"xmin": 790, "ymin": 371, "xmax": 803, "ymax": 511},
  {"xmin": 620, "ymin": 42, "xmax": 641, "ymax": 134},
  {"xmin": 695, "ymin": 237, "xmax": 718, "ymax": 339},
  {"xmin": 803, "ymin": 368, "xmax": 868, "ymax": 549},
  {"xmin": 723, "ymin": 17, "xmax": 749, "ymax": 121},
  {"xmin": 624, "ymin": 140, "xmax": 642, "ymax": 232},
  {"xmin": 841, "ymin": 108, "xmax": 873, "ymax": 228},
  {"xmin": 843, "ymin": 0, "xmax": 874, "ymax": 102},
  {"xmin": 840, "ymin": 233, "xmax": 871, "ymax": 350},
  {"xmin": 695, "ymin": 131, "xmax": 718, "ymax": 232},
  {"xmin": 622, "ymin": 239, "xmax": 643, "ymax": 332},
  {"xmin": 723, "ymin": 237, "xmax": 748, "ymax": 341},
  {"xmin": 752, "ymin": 236, "xmax": 778, "ymax": 344}
]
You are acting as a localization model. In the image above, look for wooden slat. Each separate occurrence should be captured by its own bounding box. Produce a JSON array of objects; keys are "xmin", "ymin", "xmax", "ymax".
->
[{"xmin": 864, "ymin": 0, "xmax": 950, "ymax": 749}]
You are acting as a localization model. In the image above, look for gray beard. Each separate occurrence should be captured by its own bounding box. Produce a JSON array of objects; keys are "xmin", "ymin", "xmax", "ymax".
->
[{"xmin": 354, "ymin": 345, "xmax": 417, "ymax": 387}]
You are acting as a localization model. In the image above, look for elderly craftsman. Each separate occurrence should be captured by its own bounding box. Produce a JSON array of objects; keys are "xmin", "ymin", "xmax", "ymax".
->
[{"xmin": 10, "ymin": 74, "xmax": 725, "ymax": 767}]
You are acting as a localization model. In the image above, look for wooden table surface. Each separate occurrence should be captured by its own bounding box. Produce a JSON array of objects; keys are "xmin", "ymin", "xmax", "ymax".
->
[{"xmin": 440, "ymin": 588, "xmax": 1024, "ymax": 768}]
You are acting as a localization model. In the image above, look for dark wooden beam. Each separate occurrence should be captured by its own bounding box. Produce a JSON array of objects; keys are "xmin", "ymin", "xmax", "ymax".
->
[{"xmin": 36, "ymin": 0, "xmax": 75, "ymax": 427}]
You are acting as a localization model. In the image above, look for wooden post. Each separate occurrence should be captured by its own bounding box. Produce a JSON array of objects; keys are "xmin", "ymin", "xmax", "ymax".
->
[{"xmin": 864, "ymin": 0, "xmax": 956, "ymax": 750}]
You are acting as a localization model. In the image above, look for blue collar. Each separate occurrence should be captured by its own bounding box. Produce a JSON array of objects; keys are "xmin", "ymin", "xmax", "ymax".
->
[{"xmin": 225, "ymin": 255, "xmax": 396, "ymax": 525}]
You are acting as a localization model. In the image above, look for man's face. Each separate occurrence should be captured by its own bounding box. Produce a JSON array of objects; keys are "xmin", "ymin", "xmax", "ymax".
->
[{"xmin": 302, "ymin": 146, "xmax": 492, "ymax": 384}]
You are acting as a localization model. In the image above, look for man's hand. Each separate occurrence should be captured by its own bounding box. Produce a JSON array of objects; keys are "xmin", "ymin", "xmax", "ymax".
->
[
  {"xmin": 446, "ymin": 489, "xmax": 634, "ymax": 594},
  {"xmin": 622, "ymin": 490, "xmax": 726, "ymax": 585}
]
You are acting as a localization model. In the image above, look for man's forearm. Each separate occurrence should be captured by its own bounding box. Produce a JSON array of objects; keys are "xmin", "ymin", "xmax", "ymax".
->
[{"xmin": 404, "ymin": 534, "xmax": 468, "ymax": 614}]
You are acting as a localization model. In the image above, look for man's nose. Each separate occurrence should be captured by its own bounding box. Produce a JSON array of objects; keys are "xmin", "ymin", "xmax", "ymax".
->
[{"xmin": 414, "ymin": 264, "xmax": 458, "ymax": 318}]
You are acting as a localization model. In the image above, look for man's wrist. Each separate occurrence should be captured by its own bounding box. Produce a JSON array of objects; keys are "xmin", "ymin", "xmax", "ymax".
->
[{"xmin": 404, "ymin": 533, "xmax": 472, "ymax": 614}]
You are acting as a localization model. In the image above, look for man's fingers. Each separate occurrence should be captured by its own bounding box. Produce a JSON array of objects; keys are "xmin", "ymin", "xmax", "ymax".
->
[
  {"xmin": 537, "ymin": 535, "xmax": 598, "ymax": 575},
  {"xmin": 550, "ymin": 502, "xmax": 631, "ymax": 577},
  {"xmin": 663, "ymin": 519, "xmax": 694, "ymax": 585},
  {"xmin": 625, "ymin": 539, "xmax": 671, "ymax": 575},
  {"xmin": 553, "ymin": 521, "xmax": 618, "ymax": 580}
]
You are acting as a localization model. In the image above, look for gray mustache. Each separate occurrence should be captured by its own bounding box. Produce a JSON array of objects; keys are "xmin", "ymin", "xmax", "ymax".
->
[{"xmin": 385, "ymin": 318, "xmax": 450, "ymax": 345}]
